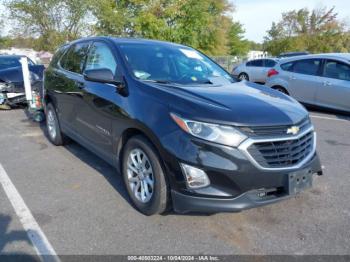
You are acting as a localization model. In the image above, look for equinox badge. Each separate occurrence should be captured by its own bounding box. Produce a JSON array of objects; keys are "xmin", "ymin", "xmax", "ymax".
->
[{"xmin": 287, "ymin": 126, "xmax": 300, "ymax": 135}]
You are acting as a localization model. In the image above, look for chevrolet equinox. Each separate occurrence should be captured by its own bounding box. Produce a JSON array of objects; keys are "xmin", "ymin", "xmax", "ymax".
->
[{"xmin": 43, "ymin": 37, "xmax": 323, "ymax": 215}]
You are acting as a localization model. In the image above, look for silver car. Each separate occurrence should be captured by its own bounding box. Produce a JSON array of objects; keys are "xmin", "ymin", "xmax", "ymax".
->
[
  {"xmin": 232, "ymin": 58, "xmax": 278, "ymax": 83},
  {"xmin": 265, "ymin": 53, "xmax": 350, "ymax": 113}
]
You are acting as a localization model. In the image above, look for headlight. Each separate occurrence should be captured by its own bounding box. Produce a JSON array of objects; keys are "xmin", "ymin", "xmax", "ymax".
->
[{"xmin": 170, "ymin": 113, "xmax": 247, "ymax": 147}]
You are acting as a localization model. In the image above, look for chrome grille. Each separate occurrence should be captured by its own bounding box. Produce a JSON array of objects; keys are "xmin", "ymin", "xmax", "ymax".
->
[{"xmin": 246, "ymin": 131, "xmax": 314, "ymax": 168}]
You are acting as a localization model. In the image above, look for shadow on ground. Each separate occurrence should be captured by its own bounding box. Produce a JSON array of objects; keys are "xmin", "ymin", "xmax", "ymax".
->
[{"xmin": 0, "ymin": 214, "xmax": 40, "ymax": 261}]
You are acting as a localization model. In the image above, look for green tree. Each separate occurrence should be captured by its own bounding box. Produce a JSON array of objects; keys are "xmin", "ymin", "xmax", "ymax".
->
[
  {"xmin": 6, "ymin": 0, "xmax": 93, "ymax": 51},
  {"xmin": 247, "ymin": 41, "xmax": 262, "ymax": 51},
  {"xmin": 92, "ymin": 0, "xmax": 244, "ymax": 55},
  {"xmin": 264, "ymin": 6, "xmax": 348, "ymax": 55},
  {"xmin": 227, "ymin": 21, "xmax": 249, "ymax": 56}
]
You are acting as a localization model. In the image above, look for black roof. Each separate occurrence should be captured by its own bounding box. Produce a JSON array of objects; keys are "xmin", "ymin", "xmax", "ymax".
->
[{"xmin": 70, "ymin": 36, "xmax": 186, "ymax": 48}]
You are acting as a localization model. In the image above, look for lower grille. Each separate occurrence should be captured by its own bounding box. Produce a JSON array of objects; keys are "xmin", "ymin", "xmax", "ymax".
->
[{"xmin": 246, "ymin": 131, "xmax": 314, "ymax": 168}]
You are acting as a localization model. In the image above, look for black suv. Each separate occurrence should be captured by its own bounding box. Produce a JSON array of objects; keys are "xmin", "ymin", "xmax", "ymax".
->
[{"xmin": 43, "ymin": 37, "xmax": 322, "ymax": 215}]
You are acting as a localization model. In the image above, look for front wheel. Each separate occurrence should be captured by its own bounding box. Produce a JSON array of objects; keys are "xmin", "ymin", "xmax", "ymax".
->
[{"xmin": 122, "ymin": 136, "xmax": 169, "ymax": 215}]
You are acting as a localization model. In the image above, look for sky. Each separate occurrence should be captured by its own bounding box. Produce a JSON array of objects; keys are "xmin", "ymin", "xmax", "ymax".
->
[{"xmin": 232, "ymin": 0, "xmax": 350, "ymax": 43}]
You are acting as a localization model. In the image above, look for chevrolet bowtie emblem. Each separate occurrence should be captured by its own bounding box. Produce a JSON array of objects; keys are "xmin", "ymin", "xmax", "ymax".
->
[{"xmin": 287, "ymin": 126, "xmax": 300, "ymax": 135}]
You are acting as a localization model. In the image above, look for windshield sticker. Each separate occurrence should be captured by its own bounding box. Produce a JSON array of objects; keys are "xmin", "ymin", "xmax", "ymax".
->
[
  {"xmin": 180, "ymin": 49, "xmax": 203, "ymax": 60},
  {"xmin": 134, "ymin": 70, "xmax": 151, "ymax": 79}
]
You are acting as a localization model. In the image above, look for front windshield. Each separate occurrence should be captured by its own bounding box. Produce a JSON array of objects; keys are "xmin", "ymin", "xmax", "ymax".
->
[
  {"xmin": 119, "ymin": 43, "xmax": 234, "ymax": 85},
  {"xmin": 0, "ymin": 56, "xmax": 34, "ymax": 70},
  {"xmin": 0, "ymin": 57, "xmax": 22, "ymax": 70}
]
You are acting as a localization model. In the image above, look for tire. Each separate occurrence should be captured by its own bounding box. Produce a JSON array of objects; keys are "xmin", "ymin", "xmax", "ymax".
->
[
  {"xmin": 238, "ymin": 73, "xmax": 249, "ymax": 81},
  {"xmin": 122, "ymin": 135, "xmax": 169, "ymax": 215},
  {"xmin": 273, "ymin": 86, "xmax": 289, "ymax": 95},
  {"xmin": 45, "ymin": 103, "xmax": 69, "ymax": 146}
]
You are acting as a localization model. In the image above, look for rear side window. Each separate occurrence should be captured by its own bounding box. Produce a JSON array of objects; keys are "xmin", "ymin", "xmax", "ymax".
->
[
  {"xmin": 293, "ymin": 59, "xmax": 321, "ymax": 76},
  {"xmin": 323, "ymin": 60, "xmax": 350, "ymax": 81},
  {"xmin": 246, "ymin": 60, "xmax": 263, "ymax": 67},
  {"xmin": 280, "ymin": 62, "xmax": 294, "ymax": 72},
  {"xmin": 60, "ymin": 42, "xmax": 90, "ymax": 74},
  {"xmin": 85, "ymin": 42, "xmax": 117, "ymax": 74},
  {"xmin": 265, "ymin": 59, "xmax": 277, "ymax": 67},
  {"xmin": 50, "ymin": 45, "xmax": 68, "ymax": 68}
]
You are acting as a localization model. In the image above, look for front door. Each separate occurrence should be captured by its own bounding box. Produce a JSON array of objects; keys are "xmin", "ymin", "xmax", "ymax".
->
[
  {"xmin": 75, "ymin": 41, "xmax": 124, "ymax": 161},
  {"xmin": 316, "ymin": 59, "xmax": 350, "ymax": 112}
]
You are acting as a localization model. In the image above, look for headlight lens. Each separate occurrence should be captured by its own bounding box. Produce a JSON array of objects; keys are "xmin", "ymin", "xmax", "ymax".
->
[{"xmin": 170, "ymin": 113, "xmax": 247, "ymax": 147}]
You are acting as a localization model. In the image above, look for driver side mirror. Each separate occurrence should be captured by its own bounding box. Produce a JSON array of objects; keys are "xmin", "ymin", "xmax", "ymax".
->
[
  {"xmin": 84, "ymin": 68, "xmax": 118, "ymax": 85},
  {"xmin": 83, "ymin": 68, "xmax": 127, "ymax": 95}
]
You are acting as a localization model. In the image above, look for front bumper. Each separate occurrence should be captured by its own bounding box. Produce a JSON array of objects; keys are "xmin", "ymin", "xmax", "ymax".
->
[
  {"xmin": 171, "ymin": 154, "xmax": 322, "ymax": 213},
  {"xmin": 159, "ymin": 126, "xmax": 322, "ymax": 213}
]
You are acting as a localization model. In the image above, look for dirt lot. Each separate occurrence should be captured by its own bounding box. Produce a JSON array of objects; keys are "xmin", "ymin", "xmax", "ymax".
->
[{"xmin": 0, "ymin": 109, "xmax": 349, "ymax": 256}]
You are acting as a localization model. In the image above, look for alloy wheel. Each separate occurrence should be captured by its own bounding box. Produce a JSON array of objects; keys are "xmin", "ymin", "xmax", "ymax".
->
[
  {"xmin": 127, "ymin": 148, "xmax": 154, "ymax": 203},
  {"xmin": 239, "ymin": 74, "xmax": 248, "ymax": 81}
]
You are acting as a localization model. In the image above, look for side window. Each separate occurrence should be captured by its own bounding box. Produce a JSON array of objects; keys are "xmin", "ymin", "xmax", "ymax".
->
[
  {"xmin": 281, "ymin": 62, "xmax": 294, "ymax": 72},
  {"xmin": 323, "ymin": 60, "xmax": 350, "ymax": 81},
  {"xmin": 247, "ymin": 60, "xmax": 263, "ymax": 67},
  {"xmin": 265, "ymin": 59, "xmax": 276, "ymax": 67},
  {"xmin": 60, "ymin": 42, "xmax": 90, "ymax": 74},
  {"xmin": 293, "ymin": 59, "xmax": 321, "ymax": 76},
  {"xmin": 85, "ymin": 42, "xmax": 117, "ymax": 74}
]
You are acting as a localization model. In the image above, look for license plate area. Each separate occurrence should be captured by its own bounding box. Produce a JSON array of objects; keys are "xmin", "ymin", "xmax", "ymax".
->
[{"xmin": 288, "ymin": 169, "xmax": 313, "ymax": 195}]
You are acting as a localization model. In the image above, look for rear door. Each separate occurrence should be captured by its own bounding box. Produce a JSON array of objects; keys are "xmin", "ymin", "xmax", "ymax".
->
[
  {"xmin": 286, "ymin": 58, "xmax": 323, "ymax": 104},
  {"xmin": 46, "ymin": 42, "xmax": 90, "ymax": 132},
  {"xmin": 316, "ymin": 59, "xmax": 350, "ymax": 112}
]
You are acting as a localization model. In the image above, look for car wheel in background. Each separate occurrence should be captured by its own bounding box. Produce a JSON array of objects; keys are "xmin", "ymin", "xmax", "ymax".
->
[
  {"xmin": 238, "ymin": 73, "xmax": 249, "ymax": 81},
  {"xmin": 273, "ymin": 86, "xmax": 289, "ymax": 95},
  {"xmin": 122, "ymin": 135, "xmax": 169, "ymax": 215},
  {"xmin": 45, "ymin": 103, "xmax": 69, "ymax": 146}
]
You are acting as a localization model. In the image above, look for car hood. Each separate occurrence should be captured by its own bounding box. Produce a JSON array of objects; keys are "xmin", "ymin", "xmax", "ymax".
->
[{"xmin": 143, "ymin": 80, "xmax": 308, "ymax": 127}]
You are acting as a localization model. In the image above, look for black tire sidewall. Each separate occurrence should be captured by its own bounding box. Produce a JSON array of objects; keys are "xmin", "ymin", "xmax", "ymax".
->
[
  {"xmin": 276, "ymin": 87, "xmax": 288, "ymax": 95},
  {"xmin": 122, "ymin": 136, "xmax": 168, "ymax": 215}
]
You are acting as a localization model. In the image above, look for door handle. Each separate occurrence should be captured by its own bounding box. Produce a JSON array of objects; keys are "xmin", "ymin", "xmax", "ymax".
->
[
  {"xmin": 323, "ymin": 81, "xmax": 331, "ymax": 86},
  {"xmin": 289, "ymin": 76, "xmax": 296, "ymax": 80}
]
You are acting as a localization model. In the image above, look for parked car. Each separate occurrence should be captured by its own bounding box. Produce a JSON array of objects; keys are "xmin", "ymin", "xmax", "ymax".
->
[
  {"xmin": 44, "ymin": 37, "xmax": 322, "ymax": 215},
  {"xmin": 265, "ymin": 53, "xmax": 350, "ymax": 113},
  {"xmin": 232, "ymin": 58, "xmax": 278, "ymax": 83},
  {"xmin": 277, "ymin": 51, "xmax": 310, "ymax": 58},
  {"xmin": 0, "ymin": 55, "xmax": 45, "ymax": 109}
]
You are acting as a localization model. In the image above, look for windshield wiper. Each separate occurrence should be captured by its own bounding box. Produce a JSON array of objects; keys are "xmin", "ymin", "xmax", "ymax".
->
[
  {"xmin": 141, "ymin": 79, "xmax": 174, "ymax": 84},
  {"xmin": 196, "ymin": 79, "xmax": 213, "ymax": 85}
]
